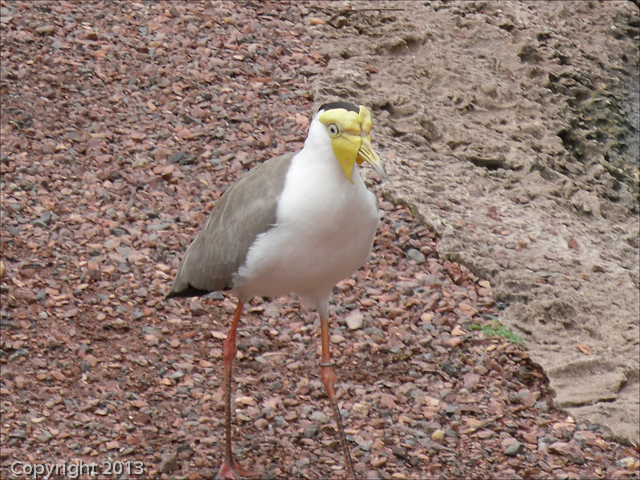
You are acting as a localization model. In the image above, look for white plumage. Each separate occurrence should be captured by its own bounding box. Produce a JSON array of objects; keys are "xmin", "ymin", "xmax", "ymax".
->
[{"xmin": 234, "ymin": 115, "xmax": 379, "ymax": 311}]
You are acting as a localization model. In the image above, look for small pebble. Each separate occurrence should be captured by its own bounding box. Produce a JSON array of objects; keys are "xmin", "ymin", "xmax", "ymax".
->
[
  {"xmin": 346, "ymin": 310, "xmax": 365, "ymax": 330},
  {"xmin": 158, "ymin": 453, "xmax": 178, "ymax": 473},
  {"xmin": 309, "ymin": 411, "xmax": 330, "ymax": 424},
  {"xmin": 254, "ymin": 418, "xmax": 269, "ymax": 429},
  {"xmin": 393, "ymin": 446, "xmax": 408, "ymax": 458},
  {"xmin": 406, "ymin": 248, "xmax": 426, "ymax": 264},
  {"xmin": 504, "ymin": 441, "xmax": 523, "ymax": 457},
  {"xmin": 303, "ymin": 424, "xmax": 319, "ymax": 438},
  {"xmin": 352, "ymin": 403, "xmax": 370, "ymax": 417}
]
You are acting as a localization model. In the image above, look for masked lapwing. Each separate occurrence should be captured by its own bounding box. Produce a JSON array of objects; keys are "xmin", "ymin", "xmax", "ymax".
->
[{"xmin": 167, "ymin": 101, "xmax": 386, "ymax": 479}]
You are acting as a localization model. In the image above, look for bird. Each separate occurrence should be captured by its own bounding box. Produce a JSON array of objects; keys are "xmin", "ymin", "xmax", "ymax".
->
[{"xmin": 166, "ymin": 101, "xmax": 386, "ymax": 479}]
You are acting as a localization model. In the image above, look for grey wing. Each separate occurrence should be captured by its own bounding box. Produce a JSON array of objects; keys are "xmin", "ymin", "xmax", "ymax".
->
[{"xmin": 167, "ymin": 152, "xmax": 294, "ymax": 298}]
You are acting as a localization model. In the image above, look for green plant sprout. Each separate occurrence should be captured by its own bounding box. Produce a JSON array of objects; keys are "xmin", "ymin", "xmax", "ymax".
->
[{"xmin": 469, "ymin": 321, "xmax": 525, "ymax": 344}]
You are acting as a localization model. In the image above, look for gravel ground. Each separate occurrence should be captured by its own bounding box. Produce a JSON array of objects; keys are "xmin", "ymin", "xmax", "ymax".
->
[{"xmin": 1, "ymin": 2, "xmax": 638, "ymax": 479}]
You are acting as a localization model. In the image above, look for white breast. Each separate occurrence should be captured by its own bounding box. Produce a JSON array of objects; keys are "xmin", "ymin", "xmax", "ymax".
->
[{"xmin": 233, "ymin": 124, "xmax": 379, "ymax": 308}]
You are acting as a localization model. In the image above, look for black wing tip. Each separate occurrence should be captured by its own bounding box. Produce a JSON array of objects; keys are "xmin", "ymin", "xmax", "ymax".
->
[
  {"xmin": 165, "ymin": 285, "xmax": 212, "ymax": 300},
  {"xmin": 317, "ymin": 101, "xmax": 359, "ymax": 114}
]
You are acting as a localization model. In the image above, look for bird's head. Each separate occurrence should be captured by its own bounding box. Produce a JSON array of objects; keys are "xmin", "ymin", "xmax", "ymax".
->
[{"xmin": 314, "ymin": 101, "xmax": 386, "ymax": 184}]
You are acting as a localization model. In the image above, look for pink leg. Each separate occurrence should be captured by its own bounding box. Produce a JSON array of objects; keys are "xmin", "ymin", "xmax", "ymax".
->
[
  {"xmin": 319, "ymin": 311, "xmax": 358, "ymax": 480},
  {"xmin": 215, "ymin": 301, "xmax": 261, "ymax": 480}
]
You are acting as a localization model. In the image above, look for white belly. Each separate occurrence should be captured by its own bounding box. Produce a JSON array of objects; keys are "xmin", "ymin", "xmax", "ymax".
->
[{"xmin": 233, "ymin": 148, "xmax": 379, "ymax": 307}]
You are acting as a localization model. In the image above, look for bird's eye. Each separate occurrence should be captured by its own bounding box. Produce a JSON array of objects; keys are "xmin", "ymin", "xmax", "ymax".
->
[{"xmin": 327, "ymin": 124, "xmax": 340, "ymax": 136}]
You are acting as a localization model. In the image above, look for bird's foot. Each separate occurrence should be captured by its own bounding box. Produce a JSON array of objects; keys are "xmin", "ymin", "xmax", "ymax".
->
[{"xmin": 215, "ymin": 458, "xmax": 262, "ymax": 480}]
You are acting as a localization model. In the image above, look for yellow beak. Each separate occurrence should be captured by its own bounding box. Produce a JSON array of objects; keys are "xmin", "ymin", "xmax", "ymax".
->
[
  {"xmin": 357, "ymin": 135, "xmax": 387, "ymax": 179},
  {"xmin": 333, "ymin": 133, "xmax": 386, "ymax": 184}
]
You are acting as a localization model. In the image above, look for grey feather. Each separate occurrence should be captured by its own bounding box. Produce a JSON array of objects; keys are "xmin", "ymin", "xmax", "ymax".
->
[{"xmin": 167, "ymin": 152, "xmax": 295, "ymax": 298}]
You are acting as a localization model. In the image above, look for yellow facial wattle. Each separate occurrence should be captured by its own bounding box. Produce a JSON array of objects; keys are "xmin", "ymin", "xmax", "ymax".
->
[{"xmin": 317, "ymin": 105, "xmax": 385, "ymax": 183}]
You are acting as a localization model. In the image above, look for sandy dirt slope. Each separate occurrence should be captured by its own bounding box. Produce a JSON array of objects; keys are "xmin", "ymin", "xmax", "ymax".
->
[{"xmin": 311, "ymin": 0, "xmax": 639, "ymax": 444}]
